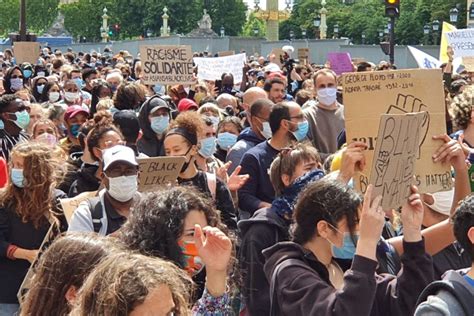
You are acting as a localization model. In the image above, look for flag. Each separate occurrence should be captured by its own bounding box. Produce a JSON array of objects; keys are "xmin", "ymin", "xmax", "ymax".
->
[
  {"xmin": 439, "ymin": 22, "xmax": 457, "ymax": 63},
  {"xmin": 408, "ymin": 46, "xmax": 441, "ymax": 69}
]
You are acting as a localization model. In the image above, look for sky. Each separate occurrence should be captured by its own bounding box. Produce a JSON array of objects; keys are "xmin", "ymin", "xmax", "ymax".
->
[{"xmin": 243, "ymin": 0, "xmax": 291, "ymax": 11}]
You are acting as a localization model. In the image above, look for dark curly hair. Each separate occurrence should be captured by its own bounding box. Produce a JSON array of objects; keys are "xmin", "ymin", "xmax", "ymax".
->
[
  {"xmin": 86, "ymin": 111, "xmax": 123, "ymax": 161},
  {"xmin": 451, "ymin": 86, "xmax": 474, "ymax": 130},
  {"xmin": 113, "ymin": 82, "xmax": 147, "ymax": 111},
  {"xmin": 119, "ymin": 186, "xmax": 227, "ymax": 268},
  {"xmin": 453, "ymin": 194, "xmax": 474, "ymax": 261}
]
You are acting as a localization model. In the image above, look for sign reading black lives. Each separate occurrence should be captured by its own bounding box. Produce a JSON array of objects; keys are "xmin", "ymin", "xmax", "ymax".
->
[{"xmin": 140, "ymin": 45, "xmax": 194, "ymax": 85}]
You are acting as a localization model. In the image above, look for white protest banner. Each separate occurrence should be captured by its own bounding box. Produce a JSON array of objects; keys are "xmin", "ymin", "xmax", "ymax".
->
[
  {"xmin": 445, "ymin": 29, "xmax": 474, "ymax": 58},
  {"xmin": 369, "ymin": 112, "xmax": 425, "ymax": 210},
  {"xmin": 193, "ymin": 53, "xmax": 246, "ymax": 83},
  {"xmin": 343, "ymin": 69, "xmax": 452, "ymax": 195},
  {"xmin": 139, "ymin": 45, "xmax": 194, "ymax": 85},
  {"xmin": 138, "ymin": 156, "xmax": 186, "ymax": 192},
  {"xmin": 408, "ymin": 46, "xmax": 441, "ymax": 69},
  {"xmin": 60, "ymin": 191, "xmax": 98, "ymax": 224}
]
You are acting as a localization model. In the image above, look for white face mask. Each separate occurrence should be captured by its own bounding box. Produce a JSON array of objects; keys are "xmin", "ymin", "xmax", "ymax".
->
[
  {"xmin": 49, "ymin": 92, "xmax": 60, "ymax": 103},
  {"xmin": 261, "ymin": 122, "xmax": 272, "ymax": 139},
  {"xmin": 424, "ymin": 189, "xmax": 454, "ymax": 216},
  {"xmin": 317, "ymin": 87, "xmax": 337, "ymax": 106},
  {"xmin": 107, "ymin": 175, "xmax": 138, "ymax": 202},
  {"xmin": 64, "ymin": 92, "xmax": 79, "ymax": 103}
]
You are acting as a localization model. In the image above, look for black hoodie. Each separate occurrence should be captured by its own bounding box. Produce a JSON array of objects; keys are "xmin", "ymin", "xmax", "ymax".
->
[
  {"xmin": 238, "ymin": 207, "xmax": 290, "ymax": 315},
  {"xmin": 137, "ymin": 100, "xmax": 166, "ymax": 157},
  {"xmin": 263, "ymin": 239, "xmax": 434, "ymax": 316}
]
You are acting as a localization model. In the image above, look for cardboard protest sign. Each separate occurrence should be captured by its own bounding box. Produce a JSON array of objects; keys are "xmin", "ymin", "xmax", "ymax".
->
[
  {"xmin": 463, "ymin": 56, "xmax": 474, "ymax": 72},
  {"xmin": 445, "ymin": 29, "xmax": 474, "ymax": 59},
  {"xmin": 193, "ymin": 53, "xmax": 246, "ymax": 83},
  {"xmin": 328, "ymin": 52, "xmax": 353, "ymax": 75},
  {"xmin": 139, "ymin": 45, "xmax": 194, "ymax": 85},
  {"xmin": 13, "ymin": 42, "xmax": 40, "ymax": 64},
  {"xmin": 17, "ymin": 221, "xmax": 60, "ymax": 304},
  {"xmin": 369, "ymin": 112, "xmax": 425, "ymax": 210},
  {"xmin": 60, "ymin": 191, "xmax": 98, "ymax": 224},
  {"xmin": 218, "ymin": 50, "xmax": 235, "ymax": 57},
  {"xmin": 138, "ymin": 156, "xmax": 186, "ymax": 192},
  {"xmin": 269, "ymin": 48, "xmax": 285, "ymax": 67},
  {"xmin": 298, "ymin": 48, "xmax": 309, "ymax": 64},
  {"xmin": 343, "ymin": 69, "xmax": 452, "ymax": 195}
]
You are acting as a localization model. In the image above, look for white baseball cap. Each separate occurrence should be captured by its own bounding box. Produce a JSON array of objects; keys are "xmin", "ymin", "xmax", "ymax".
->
[{"xmin": 103, "ymin": 145, "xmax": 138, "ymax": 172}]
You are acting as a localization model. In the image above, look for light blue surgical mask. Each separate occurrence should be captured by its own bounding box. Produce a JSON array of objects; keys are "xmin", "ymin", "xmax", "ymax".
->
[
  {"xmin": 69, "ymin": 124, "xmax": 81, "ymax": 138},
  {"xmin": 153, "ymin": 84, "xmax": 165, "ymax": 95},
  {"xmin": 261, "ymin": 121, "xmax": 272, "ymax": 139},
  {"xmin": 36, "ymin": 84, "xmax": 45, "ymax": 94},
  {"xmin": 73, "ymin": 78, "xmax": 84, "ymax": 89},
  {"xmin": 150, "ymin": 115, "xmax": 169, "ymax": 135},
  {"xmin": 11, "ymin": 168, "xmax": 25, "ymax": 188},
  {"xmin": 331, "ymin": 233, "xmax": 359, "ymax": 260},
  {"xmin": 199, "ymin": 136, "xmax": 217, "ymax": 158},
  {"xmin": 9, "ymin": 110, "xmax": 30, "ymax": 129},
  {"xmin": 217, "ymin": 132, "xmax": 237, "ymax": 151},
  {"xmin": 292, "ymin": 120, "xmax": 309, "ymax": 142},
  {"xmin": 23, "ymin": 69, "xmax": 32, "ymax": 78}
]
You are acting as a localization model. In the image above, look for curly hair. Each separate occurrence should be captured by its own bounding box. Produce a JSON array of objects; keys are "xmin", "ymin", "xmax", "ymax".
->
[
  {"xmin": 20, "ymin": 233, "xmax": 123, "ymax": 316},
  {"xmin": 451, "ymin": 86, "xmax": 474, "ymax": 130},
  {"xmin": 113, "ymin": 82, "xmax": 147, "ymax": 111},
  {"xmin": 86, "ymin": 111, "xmax": 123, "ymax": 161},
  {"xmin": 0, "ymin": 142, "xmax": 59, "ymax": 228},
  {"xmin": 119, "ymin": 186, "xmax": 226, "ymax": 268},
  {"xmin": 70, "ymin": 253, "xmax": 192, "ymax": 316},
  {"xmin": 170, "ymin": 111, "xmax": 205, "ymax": 141}
]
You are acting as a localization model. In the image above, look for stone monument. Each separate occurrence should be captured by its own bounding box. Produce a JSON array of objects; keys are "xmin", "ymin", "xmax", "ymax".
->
[{"xmin": 187, "ymin": 9, "xmax": 218, "ymax": 37}]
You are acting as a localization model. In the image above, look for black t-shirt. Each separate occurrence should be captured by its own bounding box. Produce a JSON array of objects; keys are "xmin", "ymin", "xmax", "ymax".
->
[
  {"xmin": 178, "ymin": 171, "xmax": 237, "ymax": 229},
  {"xmin": 432, "ymin": 242, "xmax": 471, "ymax": 279}
]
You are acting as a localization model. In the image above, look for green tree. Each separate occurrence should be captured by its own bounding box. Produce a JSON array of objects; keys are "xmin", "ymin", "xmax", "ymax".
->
[
  {"xmin": 207, "ymin": 0, "xmax": 247, "ymax": 36},
  {"xmin": 241, "ymin": 12, "xmax": 266, "ymax": 37}
]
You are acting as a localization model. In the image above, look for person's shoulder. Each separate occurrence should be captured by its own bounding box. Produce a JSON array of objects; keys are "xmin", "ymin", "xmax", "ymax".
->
[{"xmin": 415, "ymin": 290, "xmax": 457, "ymax": 316}]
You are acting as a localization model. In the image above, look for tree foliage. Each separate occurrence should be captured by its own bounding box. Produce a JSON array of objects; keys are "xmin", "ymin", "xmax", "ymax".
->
[{"xmin": 241, "ymin": 12, "xmax": 267, "ymax": 37}]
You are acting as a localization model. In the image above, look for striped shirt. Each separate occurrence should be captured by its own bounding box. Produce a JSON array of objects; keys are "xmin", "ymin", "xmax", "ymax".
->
[{"xmin": 0, "ymin": 130, "xmax": 29, "ymax": 161}]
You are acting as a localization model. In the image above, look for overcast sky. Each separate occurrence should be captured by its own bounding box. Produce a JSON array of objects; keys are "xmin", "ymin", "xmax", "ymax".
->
[{"xmin": 243, "ymin": 0, "xmax": 290, "ymax": 11}]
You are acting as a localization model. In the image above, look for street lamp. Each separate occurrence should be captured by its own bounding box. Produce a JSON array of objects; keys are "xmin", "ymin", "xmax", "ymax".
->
[
  {"xmin": 361, "ymin": 31, "xmax": 366, "ymax": 44},
  {"xmin": 253, "ymin": 26, "xmax": 259, "ymax": 36},
  {"xmin": 313, "ymin": 15, "xmax": 321, "ymax": 28},
  {"xmin": 423, "ymin": 24, "xmax": 430, "ymax": 45},
  {"xmin": 432, "ymin": 20, "xmax": 440, "ymax": 45},
  {"xmin": 220, "ymin": 26, "xmax": 225, "ymax": 37},
  {"xmin": 285, "ymin": 0, "xmax": 292, "ymax": 10},
  {"xmin": 449, "ymin": 7, "xmax": 459, "ymax": 23},
  {"xmin": 289, "ymin": 30, "xmax": 295, "ymax": 40},
  {"xmin": 333, "ymin": 24, "xmax": 339, "ymax": 39},
  {"xmin": 384, "ymin": 25, "xmax": 389, "ymax": 35},
  {"xmin": 301, "ymin": 28, "xmax": 307, "ymax": 38}
]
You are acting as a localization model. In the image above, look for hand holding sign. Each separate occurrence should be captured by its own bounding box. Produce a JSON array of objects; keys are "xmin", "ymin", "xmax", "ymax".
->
[
  {"xmin": 400, "ymin": 185, "xmax": 424, "ymax": 242},
  {"xmin": 432, "ymin": 134, "xmax": 466, "ymax": 170}
]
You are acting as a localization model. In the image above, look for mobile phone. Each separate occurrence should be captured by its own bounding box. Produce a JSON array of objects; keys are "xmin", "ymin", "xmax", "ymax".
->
[{"xmin": 215, "ymin": 80, "xmax": 222, "ymax": 92}]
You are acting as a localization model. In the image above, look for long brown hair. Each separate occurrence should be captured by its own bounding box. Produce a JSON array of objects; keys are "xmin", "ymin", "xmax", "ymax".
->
[
  {"xmin": 70, "ymin": 253, "xmax": 192, "ymax": 316},
  {"xmin": 20, "ymin": 233, "xmax": 122, "ymax": 316},
  {"xmin": 0, "ymin": 142, "xmax": 59, "ymax": 228}
]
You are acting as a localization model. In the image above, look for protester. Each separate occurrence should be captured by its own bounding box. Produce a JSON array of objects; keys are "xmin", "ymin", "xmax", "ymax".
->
[
  {"xmin": 60, "ymin": 105, "xmax": 89, "ymax": 155},
  {"xmin": 0, "ymin": 142, "xmax": 67, "ymax": 314},
  {"xmin": 215, "ymin": 116, "xmax": 242, "ymax": 162},
  {"xmin": 0, "ymin": 95, "xmax": 30, "ymax": 161}
]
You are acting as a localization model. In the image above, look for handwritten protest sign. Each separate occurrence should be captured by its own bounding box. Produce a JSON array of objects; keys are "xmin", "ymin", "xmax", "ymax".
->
[
  {"xmin": 270, "ymin": 48, "xmax": 285, "ymax": 67},
  {"xmin": 60, "ymin": 191, "xmax": 98, "ymax": 224},
  {"xmin": 17, "ymin": 221, "xmax": 60, "ymax": 304},
  {"xmin": 218, "ymin": 50, "xmax": 235, "ymax": 57},
  {"xmin": 139, "ymin": 45, "xmax": 194, "ymax": 85},
  {"xmin": 445, "ymin": 29, "xmax": 474, "ymax": 58},
  {"xmin": 298, "ymin": 48, "xmax": 309, "ymax": 64},
  {"xmin": 138, "ymin": 156, "xmax": 186, "ymax": 192},
  {"xmin": 344, "ymin": 69, "xmax": 452, "ymax": 195},
  {"xmin": 369, "ymin": 113, "xmax": 425, "ymax": 210},
  {"xmin": 193, "ymin": 53, "xmax": 246, "ymax": 83},
  {"xmin": 13, "ymin": 42, "xmax": 40, "ymax": 64},
  {"xmin": 328, "ymin": 52, "xmax": 353, "ymax": 75}
]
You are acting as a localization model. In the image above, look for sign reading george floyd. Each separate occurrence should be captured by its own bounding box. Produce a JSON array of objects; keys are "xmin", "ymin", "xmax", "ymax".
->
[
  {"xmin": 343, "ymin": 69, "xmax": 452, "ymax": 195},
  {"xmin": 369, "ymin": 112, "xmax": 425, "ymax": 210},
  {"xmin": 140, "ymin": 45, "xmax": 194, "ymax": 85},
  {"xmin": 137, "ymin": 156, "xmax": 186, "ymax": 192}
]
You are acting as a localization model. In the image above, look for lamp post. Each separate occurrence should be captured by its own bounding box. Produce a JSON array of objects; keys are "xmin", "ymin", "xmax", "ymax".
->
[
  {"xmin": 289, "ymin": 30, "xmax": 294, "ymax": 40},
  {"xmin": 160, "ymin": 6, "xmax": 170, "ymax": 37},
  {"xmin": 361, "ymin": 31, "xmax": 366, "ymax": 44},
  {"xmin": 449, "ymin": 7, "xmax": 459, "ymax": 24},
  {"xmin": 301, "ymin": 27, "xmax": 307, "ymax": 39},
  {"xmin": 378, "ymin": 29, "xmax": 384, "ymax": 43},
  {"xmin": 253, "ymin": 26, "xmax": 259, "ymax": 36},
  {"xmin": 333, "ymin": 24, "xmax": 339, "ymax": 39},
  {"xmin": 313, "ymin": 15, "xmax": 321, "ymax": 39},
  {"xmin": 320, "ymin": 0, "xmax": 328, "ymax": 39},
  {"xmin": 432, "ymin": 20, "xmax": 440, "ymax": 45},
  {"xmin": 423, "ymin": 24, "xmax": 430, "ymax": 45},
  {"xmin": 101, "ymin": 7, "xmax": 109, "ymax": 43},
  {"xmin": 220, "ymin": 26, "xmax": 225, "ymax": 37}
]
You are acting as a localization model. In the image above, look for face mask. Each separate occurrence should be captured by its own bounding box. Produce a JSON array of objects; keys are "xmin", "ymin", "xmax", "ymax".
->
[
  {"xmin": 209, "ymin": 116, "xmax": 220, "ymax": 127},
  {"xmin": 261, "ymin": 121, "xmax": 272, "ymax": 139},
  {"xmin": 73, "ymin": 78, "xmax": 84, "ymax": 89},
  {"xmin": 180, "ymin": 146, "xmax": 193, "ymax": 173},
  {"xmin": 111, "ymin": 85, "xmax": 118, "ymax": 93},
  {"xmin": 36, "ymin": 133, "xmax": 57, "ymax": 146},
  {"xmin": 37, "ymin": 71, "xmax": 45, "ymax": 77},
  {"xmin": 223, "ymin": 85, "xmax": 233, "ymax": 94},
  {"xmin": 199, "ymin": 136, "xmax": 217, "ymax": 158},
  {"xmin": 10, "ymin": 78, "xmax": 23, "ymax": 91},
  {"xmin": 150, "ymin": 115, "xmax": 169, "ymax": 135},
  {"xmin": 0, "ymin": 120, "xmax": 4, "ymax": 129},
  {"xmin": 49, "ymin": 92, "xmax": 60, "ymax": 103},
  {"xmin": 178, "ymin": 240, "xmax": 204, "ymax": 276},
  {"xmin": 317, "ymin": 87, "xmax": 337, "ymax": 106},
  {"xmin": 153, "ymin": 84, "xmax": 165, "ymax": 95},
  {"xmin": 11, "ymin": 168, "xmax": 24, "ymax": 188},
  {"xmin": 64, "ymin": 92, "xmax": 79, "ymax": 103},
  {"xmin": 23, "ymin": 69, "xmax": 32, "ymax": 78},
  {"xmin": 36, "ymin": 84, "xmax": 45, "ymax": 94},
  {"xmin": 291, "ymin": 120, "xmax": 309, "ymax": 142},
  {"xmin": 69, "ymin": 124, "xmax": 81, "ymax": 138},
  {"xmin": 425, "ymin": 189, "xmax": 454, "ymax": 216},
  {"xmin": 107, "ymin": 175, "xmax": 138, "ymax": 202},
  {"xmin": 10, "ymin": 110, "xmax": 30, "ymax": 129},
  {"xmin": 331, "ymin": 232, "xmax": 359, "ymax": 260},
  {"xmin": 217, "ymin": 132, "xmax": 237, "ymax": 151}
]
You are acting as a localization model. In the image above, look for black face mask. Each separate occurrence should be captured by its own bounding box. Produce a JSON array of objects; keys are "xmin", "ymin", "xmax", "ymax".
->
[
  {"xmin": 223, "ymin": 85, "xmax": 233, "ymax": 94},
  {"xmin": 180, "ymin": 146, "xmax": 193, "ymax": 173}
]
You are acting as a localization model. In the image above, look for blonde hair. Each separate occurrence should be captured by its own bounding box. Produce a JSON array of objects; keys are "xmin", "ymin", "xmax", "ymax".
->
[
  {"xmin": 197, "ymin": 102, "xmax": 222, "ymax": 119},
  {"xmin": 70, "ymin": 253, "xmax": 192, "ymax": 316}
]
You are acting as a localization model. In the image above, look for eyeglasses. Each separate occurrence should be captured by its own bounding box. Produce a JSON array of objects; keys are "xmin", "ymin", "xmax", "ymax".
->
[
  {"xmin": 105, "ymin": 167, "xmax": 138, "ymax": 178},
  {"xmin": 11, "ymin": 75, "xmax": 23, "ymax": 79}
]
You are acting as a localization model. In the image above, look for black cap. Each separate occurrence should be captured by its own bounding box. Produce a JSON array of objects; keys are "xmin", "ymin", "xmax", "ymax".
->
[
  {"xmin": 113, "ymin": 110, "xmax": 140, "ymax": 143},
  {"xmin": 148, "ymin": 96, "xmax": 170, "ymax": 114}
]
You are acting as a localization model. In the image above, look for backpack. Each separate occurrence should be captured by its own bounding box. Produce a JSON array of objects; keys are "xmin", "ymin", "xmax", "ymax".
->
[
  {"xmin": 86, "ymin": 197, "xmax": 103, "ymax": 233},
  {"xmin": 269, "ymin": 258, "xmax": 310, "ymax": 316},
  {"xmin": 416, "ymin": 279, "xmax": 474, "ymax": 316}
]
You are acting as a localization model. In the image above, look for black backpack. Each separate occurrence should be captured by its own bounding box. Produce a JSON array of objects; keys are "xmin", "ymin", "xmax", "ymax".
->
[
  {"xmin": 86, "ymin": 197, "xmax": 103, "ymax": 233},
  {"xmin": 416, "ymin": 279, "xmax": 474, "ymax": 316}
]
